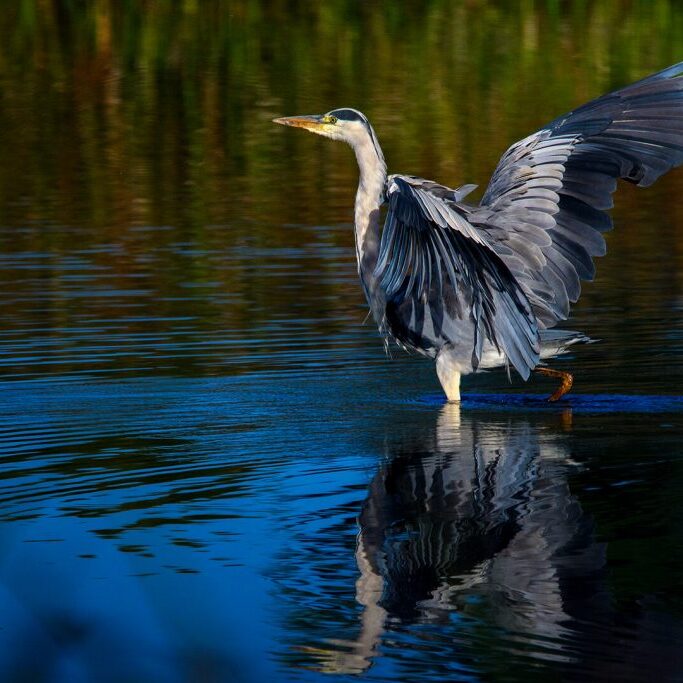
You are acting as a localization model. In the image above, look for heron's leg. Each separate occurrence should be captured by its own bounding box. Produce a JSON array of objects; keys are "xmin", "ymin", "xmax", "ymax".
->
[
  {"xmin": 435, "ymin": 352, "xmax": 462, "ymax": 402},
  {"xmin": 534, "ymin": 367, "xmax": 573, "ymax": 402}
]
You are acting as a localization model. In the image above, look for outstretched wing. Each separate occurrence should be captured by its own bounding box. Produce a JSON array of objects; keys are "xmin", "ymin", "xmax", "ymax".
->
[
  {"xmin": 468, "ymin": 62, "xmax": 683, "ymax": 328},
  {"xmin": 375, "ymin": 175, "xmax": 539, "ymax": 378}
]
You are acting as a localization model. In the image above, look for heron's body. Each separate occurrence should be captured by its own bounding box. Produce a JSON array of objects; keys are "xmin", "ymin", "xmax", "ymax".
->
[{"xmin": 274, "ymin": 64, "xmax": 683, "ymax": 402}]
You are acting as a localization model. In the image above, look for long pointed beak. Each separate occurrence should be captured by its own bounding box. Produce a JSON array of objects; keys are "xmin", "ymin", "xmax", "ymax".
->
[{"xmin": 272, "ymin": 114, "xmax": 324, "ymax": 131}]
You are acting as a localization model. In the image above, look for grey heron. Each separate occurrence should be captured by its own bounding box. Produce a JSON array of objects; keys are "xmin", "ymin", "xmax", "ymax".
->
[{"xmin": 274, "ymin": 63, "xmax": 683, "ymax": 402}]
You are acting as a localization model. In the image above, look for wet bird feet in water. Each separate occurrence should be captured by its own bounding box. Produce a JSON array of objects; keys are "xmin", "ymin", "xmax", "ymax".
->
[{"xmin": 534, "ymin": 367, "xmax": 574, "ymax": 402}]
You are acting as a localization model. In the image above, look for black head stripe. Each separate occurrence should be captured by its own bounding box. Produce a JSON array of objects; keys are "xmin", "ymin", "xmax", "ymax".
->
[{"xmin": 329, "ymin": 108, "xmax": 366, "ymax": 123}]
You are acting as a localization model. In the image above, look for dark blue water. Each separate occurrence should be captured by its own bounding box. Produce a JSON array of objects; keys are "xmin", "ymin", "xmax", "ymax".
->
[
  {"xmin": 1, "ymin": 3, "xmax": 683, "ymax": 681},
  {"xmin": 2, "ymin": 369, "xmax": 682, "ymax": 681}
]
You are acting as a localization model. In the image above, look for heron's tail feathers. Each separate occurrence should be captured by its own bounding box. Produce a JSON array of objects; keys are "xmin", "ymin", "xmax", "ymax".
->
[{"xmin": 539, "ymin": 329, "xmax": 594, "ymax": 361}]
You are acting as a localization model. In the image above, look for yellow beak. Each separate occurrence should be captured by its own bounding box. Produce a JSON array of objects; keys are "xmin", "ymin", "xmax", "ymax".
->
[{"xmin": 272, "ymin": 115, "xmax": 324, "ymax": 131}]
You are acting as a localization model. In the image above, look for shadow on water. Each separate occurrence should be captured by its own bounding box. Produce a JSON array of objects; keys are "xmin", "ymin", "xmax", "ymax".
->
[{"xmin": 279, "ymin": 404, "xmax": 683, "ymax": 681}]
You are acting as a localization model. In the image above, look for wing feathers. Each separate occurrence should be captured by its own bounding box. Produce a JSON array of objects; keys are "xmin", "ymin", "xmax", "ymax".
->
[
  {"xmin": 377, "ymin": 176, "xmax": 539, "ymax": 378},
  {"xmin": 469, "ymin": 61, "xmax": 683, "ymax": 327},
  {"xmin": 376, "ymin": 63, "xmax": 683, "ymax": 372}
]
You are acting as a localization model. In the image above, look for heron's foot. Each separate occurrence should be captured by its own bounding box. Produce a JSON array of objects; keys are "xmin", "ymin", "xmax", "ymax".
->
[{"xmin": 534, "ymin": 367, "xmax": 573, "ymax": 402}]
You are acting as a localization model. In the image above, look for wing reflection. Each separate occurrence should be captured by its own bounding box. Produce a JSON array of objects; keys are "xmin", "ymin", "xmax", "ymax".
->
[{"xmin": 331, "ymin": 404, "xmax": 606, "ymax": 674}]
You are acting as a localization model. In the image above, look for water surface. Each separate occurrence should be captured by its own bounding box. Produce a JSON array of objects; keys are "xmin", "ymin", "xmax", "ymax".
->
[{"xmin": 0, "ymin": 2, "xmax": 682, "ymax": 681}]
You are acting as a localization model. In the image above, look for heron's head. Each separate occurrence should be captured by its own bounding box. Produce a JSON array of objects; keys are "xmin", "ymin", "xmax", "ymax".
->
[{"xmin": 273, "ymin": 108, "xmax": 376, "ymax": 148}]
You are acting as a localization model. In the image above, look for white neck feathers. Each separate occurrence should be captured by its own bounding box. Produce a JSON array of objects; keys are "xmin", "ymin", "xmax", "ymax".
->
[{"xmin": 353, "ymin": 128, "xmax": 387, "ymax": 296}]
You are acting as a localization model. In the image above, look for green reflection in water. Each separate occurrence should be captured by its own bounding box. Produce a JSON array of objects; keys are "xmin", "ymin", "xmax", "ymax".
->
[{"xmin": 0, "ymin": 1, "xmax": 682, "ymax": 388}]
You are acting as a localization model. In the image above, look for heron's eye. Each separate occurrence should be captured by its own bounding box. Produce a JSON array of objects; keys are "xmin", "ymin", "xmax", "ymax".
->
[{"xmin": 322, "ymin": 115, "xmax": 338, "ymax": 124}]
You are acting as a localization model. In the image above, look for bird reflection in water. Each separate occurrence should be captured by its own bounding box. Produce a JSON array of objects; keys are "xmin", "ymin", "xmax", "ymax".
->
[{"xmin": 320, "ymin": 404, "xmax": 608, "ymax": 675}]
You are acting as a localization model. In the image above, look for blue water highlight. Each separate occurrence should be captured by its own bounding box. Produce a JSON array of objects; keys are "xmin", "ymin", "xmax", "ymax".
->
[{"xmin": 419, "ymin": 393, "xmax": 683, "ymax": 414}]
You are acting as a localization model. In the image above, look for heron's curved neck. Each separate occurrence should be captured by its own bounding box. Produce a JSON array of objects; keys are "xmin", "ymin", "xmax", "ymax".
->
[{"xmin": 353, "ymin": 129, "xmax": 386, "ymax": 297}]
